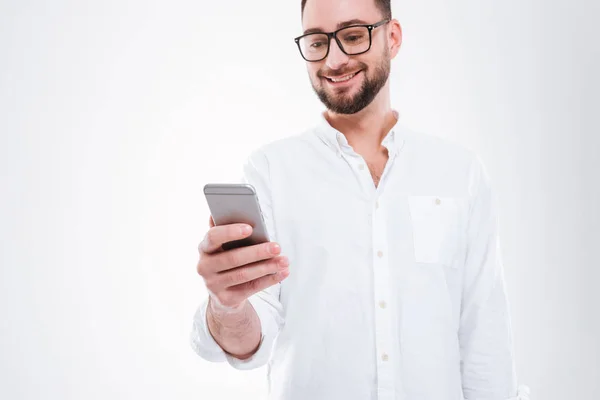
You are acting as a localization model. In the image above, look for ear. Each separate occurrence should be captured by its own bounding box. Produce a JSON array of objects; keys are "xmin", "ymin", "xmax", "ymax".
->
[{"xmin": 388, "ymin": 19, "xmax": 403, "ymax": 59}]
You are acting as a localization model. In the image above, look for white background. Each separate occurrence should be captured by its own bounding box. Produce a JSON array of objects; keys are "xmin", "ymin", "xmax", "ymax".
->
[{"xmin": 1, "ymin": 0, "xmax": 598, "ymax": 399}]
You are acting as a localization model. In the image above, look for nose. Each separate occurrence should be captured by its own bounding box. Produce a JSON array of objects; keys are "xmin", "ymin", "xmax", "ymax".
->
[{"xmin": 325, "ymin": 37, "xmax": 349, "ymax": 70}]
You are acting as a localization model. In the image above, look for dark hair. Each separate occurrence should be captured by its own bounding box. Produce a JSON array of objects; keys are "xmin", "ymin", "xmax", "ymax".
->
[{"xmin": 301, "ymin": 0, "xmax": 392, "ymax": 20}]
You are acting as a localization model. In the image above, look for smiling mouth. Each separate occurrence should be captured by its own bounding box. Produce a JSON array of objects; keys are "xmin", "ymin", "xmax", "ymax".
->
[{"xmin": 324, "ymin": 70, "xmax": 362, "ymax": 83}]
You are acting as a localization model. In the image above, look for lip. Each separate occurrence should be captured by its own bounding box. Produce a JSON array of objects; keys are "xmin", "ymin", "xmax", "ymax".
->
[{"xmin": 323, "ymin": 70, "xmax": 362, "ymax": 87}]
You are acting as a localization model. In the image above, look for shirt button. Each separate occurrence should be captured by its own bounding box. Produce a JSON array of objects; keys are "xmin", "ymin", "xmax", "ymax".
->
[
  {"xmin": 377, "ymin": 250, "xmax": 383, "ymax": 258},
  {"xmin": 435, "ymin": 198, "xmax": 441, "ymax": 205},
  {"xmin": 379, "ymin": 300, "xmax": 387, "ymax": 309},
  {"xmin": 358, "ymin": 164, "xmax": 365, "ymax": 170},
  {"xmin": 381, "ymin": 353, "xmax": 389, "ymax": 361},
  {"xmin": 375, "ymin": 200, "xmax": 379, "ymax": 209}
]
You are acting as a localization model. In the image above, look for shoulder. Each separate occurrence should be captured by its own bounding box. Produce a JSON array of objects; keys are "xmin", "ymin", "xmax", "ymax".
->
[
  {"xmin": 399, "ymin": 124, "xmax": 490, "ymax": 197},
  {"xmin": 243, "ymin": 128, "xmax": 320, "ymax": 165},
  {"xmin": 401, "ymin": 124, "xmax": 476, "ymax": 165}
]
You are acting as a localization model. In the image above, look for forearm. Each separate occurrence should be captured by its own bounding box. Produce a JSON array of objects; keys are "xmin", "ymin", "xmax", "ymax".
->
[{"xmin": 206, "ymin": 296, "xmax": 262, "ymax": 359}]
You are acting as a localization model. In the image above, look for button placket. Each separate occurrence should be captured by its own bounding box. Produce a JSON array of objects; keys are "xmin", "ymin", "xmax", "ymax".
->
[
  {"xmin": 357, "ymin": 157, "xmax": 375, "ymax": 195},
  {"xmin": 371, "ymin": 194, "xmax": 395, "ymax": 396}
]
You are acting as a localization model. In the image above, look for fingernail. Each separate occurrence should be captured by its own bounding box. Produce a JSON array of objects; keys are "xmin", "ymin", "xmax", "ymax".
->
[
  {"xmin": 278, "ymin": 269, "xmax": 289, "ymax": 278},
  {"xmin": 270, "ymin": 243, "xmax": 281, "ymax": 254},
  {"xmin": 241, "ymin": 225, "xmax": 252, "ymax": 235}
]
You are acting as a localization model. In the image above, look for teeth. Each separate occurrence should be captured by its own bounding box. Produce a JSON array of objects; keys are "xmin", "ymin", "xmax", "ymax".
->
[{"xmin": 330, "ymin": 72, "xmax": 357, "ymax": 82}]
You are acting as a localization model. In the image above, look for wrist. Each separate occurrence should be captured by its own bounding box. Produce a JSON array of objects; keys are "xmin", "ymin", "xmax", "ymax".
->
[{"xmin": 208, "ymin": 295, "xmax": 247, "ymax": 316}]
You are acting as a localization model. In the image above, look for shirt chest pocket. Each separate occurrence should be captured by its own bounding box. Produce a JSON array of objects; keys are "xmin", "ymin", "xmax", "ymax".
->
[{"xmin": 407, "ymin": 195, "xmax": 466, "ymax": 268}]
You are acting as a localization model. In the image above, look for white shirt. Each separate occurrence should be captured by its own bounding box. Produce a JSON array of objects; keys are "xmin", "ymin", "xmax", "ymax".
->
[{"xmin": 191, "ymin": 111, "xmax": 530, "ymax": 400}]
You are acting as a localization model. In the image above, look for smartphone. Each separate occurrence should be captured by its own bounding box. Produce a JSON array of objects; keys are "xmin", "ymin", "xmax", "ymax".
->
[{"xmin": 203, "ymin": 183, "xmax": 271, "ymax": 251}]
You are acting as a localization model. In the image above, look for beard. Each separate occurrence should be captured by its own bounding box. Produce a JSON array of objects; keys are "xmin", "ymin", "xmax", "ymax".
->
[{"xmin": 311, "ymin": 52, "xmax": 391, "ymax": 115}]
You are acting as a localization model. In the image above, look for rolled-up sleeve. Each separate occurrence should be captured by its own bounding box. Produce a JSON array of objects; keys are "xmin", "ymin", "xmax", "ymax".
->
[
  {"xmin": 459, "ymin": 154, "xmax": 530, "ymax": 399},
  {"xmin": 190, "ymin": 149, "xmax": 285, "ymax": 370},
  {"xmin": 190, "ymin": 286, "xmax": 284, "ymax": 370}
]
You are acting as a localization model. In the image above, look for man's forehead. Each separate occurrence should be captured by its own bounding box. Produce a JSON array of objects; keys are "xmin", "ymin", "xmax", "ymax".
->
[
  {"xmin": 302, "ymin": 18, "xmax": 370, "ymax": 35},
  {"xmin": 302, "ymin": 0, "xmax": 380, "ymax": 31}
]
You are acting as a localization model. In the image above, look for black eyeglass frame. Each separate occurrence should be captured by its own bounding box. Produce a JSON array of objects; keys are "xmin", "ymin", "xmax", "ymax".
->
[{"xmin": 294, "ymin": 19, "xmax": 390, "ymax": 62}]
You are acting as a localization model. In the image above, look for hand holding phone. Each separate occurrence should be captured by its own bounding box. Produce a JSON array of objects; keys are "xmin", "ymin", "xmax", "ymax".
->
[
  {"xmin": 203, "ymin": 183, "xmax": 271, "ymax": 251},
  {"xmin": 197, "ymin": 184, "xmax": 290, "ymax": 311}
]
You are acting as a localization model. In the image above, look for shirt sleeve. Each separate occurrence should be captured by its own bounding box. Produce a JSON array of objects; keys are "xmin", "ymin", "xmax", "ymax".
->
[
  {"xmin": 190, "ymin": 149, "xmax": 285, "ymax": 370},
  {"xmin": 459, "ymin": 154, "xmax": 530, "ymax": 399}
]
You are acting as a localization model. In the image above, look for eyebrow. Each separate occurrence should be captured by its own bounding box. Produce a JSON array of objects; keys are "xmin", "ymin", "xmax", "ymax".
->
[{"xmin": 303, "ymin": 19, "xmax": 369, "ymax": 35}]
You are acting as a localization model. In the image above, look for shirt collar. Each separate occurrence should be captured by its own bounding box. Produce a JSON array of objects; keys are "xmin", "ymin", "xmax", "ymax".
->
[{"xmin": 315, "ymin": 109, "xmax": 405, "ymax": 158}]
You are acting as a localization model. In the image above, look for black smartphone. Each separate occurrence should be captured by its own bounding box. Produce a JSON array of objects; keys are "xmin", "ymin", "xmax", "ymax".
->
[{"xmin": 203, "ymin": 183, "xmax": 271, "ymax": 251}]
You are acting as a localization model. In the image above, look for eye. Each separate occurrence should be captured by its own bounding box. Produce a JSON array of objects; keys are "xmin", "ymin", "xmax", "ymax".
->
[{"xmin": 340, "ymin": 28, "xmax": 368, "ymax": 44}]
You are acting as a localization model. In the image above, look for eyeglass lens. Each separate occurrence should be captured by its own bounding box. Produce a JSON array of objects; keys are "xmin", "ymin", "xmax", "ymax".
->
[{"xmin": 298, "ymin": 26, "xmax": 371, "ymax": 61}]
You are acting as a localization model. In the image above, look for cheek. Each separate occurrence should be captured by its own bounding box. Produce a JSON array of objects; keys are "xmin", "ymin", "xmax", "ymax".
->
[{"xmin": 307, "ymin": 66, "xmax": 322, "ymax": 82}]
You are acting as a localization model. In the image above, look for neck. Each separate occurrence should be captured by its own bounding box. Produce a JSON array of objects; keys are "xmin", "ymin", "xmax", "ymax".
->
[{"xmin": 324, "ymin": 86, "xmax": 396, "ymax": 157}]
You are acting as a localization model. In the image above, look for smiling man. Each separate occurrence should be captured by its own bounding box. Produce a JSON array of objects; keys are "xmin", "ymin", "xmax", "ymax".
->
[{"xmin": 191, "ymin": 1, "xmax": 530, "ymax": 399}]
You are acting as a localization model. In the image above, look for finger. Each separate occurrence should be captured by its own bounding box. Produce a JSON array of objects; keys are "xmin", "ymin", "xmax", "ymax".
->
[
  {"xmin": 217, "ymin": 256, "xmax": 289, "ymax": 288},
  {"xmin": 209, "ymin": 215, "xmax": 215, "ymax": 228},
  {"xmin": 212, "ymin": 241, "xmax": 281, "ymax": 272},
  {"xmin": 199, "ymin": 224, "xmax": 253, "ymax": 254},
  {"xmin": 229, "ymin": 266, "xmax": 290, "ymax": 299}
]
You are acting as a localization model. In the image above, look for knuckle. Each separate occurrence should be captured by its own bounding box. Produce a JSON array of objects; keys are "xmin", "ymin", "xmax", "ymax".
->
[
  {"xmin": 267, "ymin": 260, "xmax": 280, "ymax": 274},
  {"xmin": 278, "ymin": 270, "xmax": 288, "ymax": 280},
  {"xmin": 223, "ymin": 226, "xmax": 236, "ymax": 243},
  {"xmin": 219, "ymin": 293, "xmax": 237, "ymax": 308},
  {"xmin": 196, "ymin": 259, "xmax": 206, "ymax": 276},
  {"xmin": 196, "ymin": 252, "xmax": 214, "ymax": 276},
  {"xmin": 232, "ymin": 224, "xmax": 244, "ymax": 238},
  {"xmin": 261, "ymin": 243, "xmax": 272, "ymax": 257},
  {"xmin": 246, "ymin": 276, "xmax": 261, "ymax": 292},
  {"xmin": 256, "ymin": 244, "xmax": 265, "ymax": 258},
  {"xmin": 259, "ymin": 263, "xmax": 271, "ymax": 277},
  {"xmin": 205, "ymin": 229, "xmax": 216, "ymax": 246},
  {"xmin": 226, "ymin": 250, "xmax": 241, "ymax": 267},
  {"xmin": 232, "ymin": 268, "xmax": 247, "ymax": 285}
]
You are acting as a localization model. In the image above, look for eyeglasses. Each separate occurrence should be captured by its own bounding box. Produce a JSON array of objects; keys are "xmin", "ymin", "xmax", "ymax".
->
[{"xmin": 294, "ymin": 19, "xmax": 390, "ymax": 62}]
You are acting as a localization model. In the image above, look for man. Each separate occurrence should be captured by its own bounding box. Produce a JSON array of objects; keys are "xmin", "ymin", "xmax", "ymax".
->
[{"xmin": 191, "ymin": 0, "xmax": 530, "ymax": 399}]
